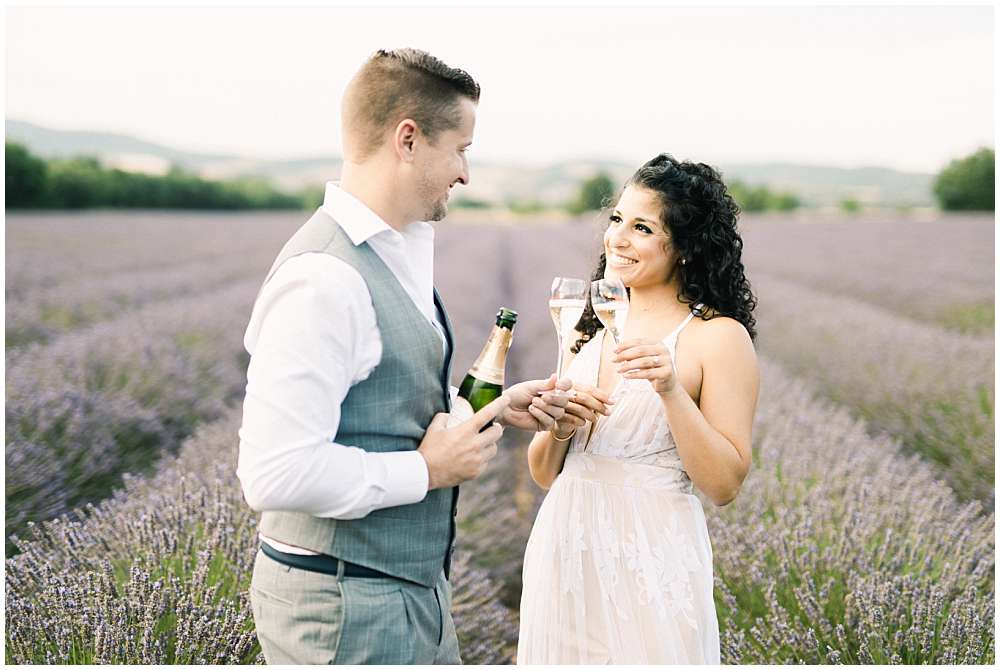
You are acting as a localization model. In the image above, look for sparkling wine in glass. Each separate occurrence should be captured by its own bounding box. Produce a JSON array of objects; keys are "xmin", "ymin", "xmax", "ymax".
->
[
  {"xmin": 591, "ymin": 276, "xmax": 640, "ymax": 390},
  {"xmin": 549, "ymin": 277, "xmax": 588, "ymax": 381},
  {"xmin": 590, "ymin": 277, "xmax": 629, "ymax": 344}
]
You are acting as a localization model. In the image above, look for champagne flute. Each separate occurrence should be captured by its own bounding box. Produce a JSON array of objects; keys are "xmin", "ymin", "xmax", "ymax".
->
[
  {"xmin": 590, "ymin": 277, "xmax": 629, "ymax": 344},
  {"xmin": 590, "ymin": 276, "xmax": 637, "ymax": 388},
  {"xmin": 548, "ymin": 277, "xmax": 588, "ymax": 399}
]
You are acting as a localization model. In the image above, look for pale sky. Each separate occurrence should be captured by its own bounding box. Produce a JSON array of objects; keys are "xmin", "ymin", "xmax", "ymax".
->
[{"xmin": 5, "ymin": 4, "xmax": 995, "ymax": 172}]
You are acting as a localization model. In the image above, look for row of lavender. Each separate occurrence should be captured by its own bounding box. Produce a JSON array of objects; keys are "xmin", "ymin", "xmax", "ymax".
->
[
  {"xmin": 4, "ymin": 211, "xmax": 302, "ymax": 297},
  {"xmin": 5, "ymin": 213, "xmax": 301, "ymax": 549},
  {"xmin": 5, "ymin": 280, "xmax": 259, "ymax": 551},
  {"xmin": 716, "ymin": 360, "xmax": 992, "ymax": 663},
  {"xmin": 6, "ymin": 256, "xmax": 268, "ymax": 350},
  {"xmin": 741, "ymin": 214, "xmax": 995, "ymax": 335},
  {"xmin": 751, "ymin": 272, "xmax": 994, "ymax": 503},
  {"xmin": 10, "ymin": 212, "xmax": 990, "ymax": 344},
  {"xmin": 6, "ymin": 358, "xmax": 992, "ymax": 663},
  {"xmin": 4, "ymin": 407, "xmax": 521, "ymax": 664},
  {"xmin": 6, "ymin": 211, "xmax": 301, "ymax": 350},
  {"xmin": 5, "ymin": 212, "xmax": 994, "ymax": 663}
]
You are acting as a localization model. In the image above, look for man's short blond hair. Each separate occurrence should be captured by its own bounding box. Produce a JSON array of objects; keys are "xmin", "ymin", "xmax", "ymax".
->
[{"xmin": 342, "ymin": 48, "xmax": 481, "ymax": 161}]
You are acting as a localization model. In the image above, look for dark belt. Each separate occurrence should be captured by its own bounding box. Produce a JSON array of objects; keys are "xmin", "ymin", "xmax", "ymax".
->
[{"xmin": 259, "ymin": 541, "xmax": 393, "ymax": 580}]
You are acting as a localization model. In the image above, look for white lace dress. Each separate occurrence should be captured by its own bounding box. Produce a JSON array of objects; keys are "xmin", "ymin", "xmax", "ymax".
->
[{"xmin": 517, "ymin": 308, "xmax": 720, "ymax": 664}]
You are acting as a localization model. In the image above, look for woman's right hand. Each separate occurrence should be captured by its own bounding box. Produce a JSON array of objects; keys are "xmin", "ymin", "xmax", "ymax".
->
[{"xmin": 550, "ymin": 384, "xmax": 615, "ymax": 440}]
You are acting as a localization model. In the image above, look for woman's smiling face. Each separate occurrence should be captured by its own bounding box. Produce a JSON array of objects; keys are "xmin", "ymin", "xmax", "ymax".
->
[{"xmin": 603, "ymin": 185, "xmax": 679, "ymax": 289}]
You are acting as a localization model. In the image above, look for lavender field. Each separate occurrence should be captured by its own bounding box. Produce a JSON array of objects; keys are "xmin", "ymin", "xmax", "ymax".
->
[
  {"xmin": 741, "ymin": 213, "xmax": 995, "ymax": 334},
  {"xmin": 4, "ymin": 210, "xmax": 995, "ymax": 664}
]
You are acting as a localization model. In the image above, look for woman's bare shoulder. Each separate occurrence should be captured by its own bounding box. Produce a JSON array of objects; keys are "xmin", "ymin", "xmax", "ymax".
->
[
  {"xmin": 690, "ymin": 314, "xmax": 756, "ymax": 363},
  {"xmin": 703, "ymin": 314, "xmax": 752, "ymax": 339},
  {"xmin": 694, "ymin": 316, "xmax": 760, "ymax": 403}
]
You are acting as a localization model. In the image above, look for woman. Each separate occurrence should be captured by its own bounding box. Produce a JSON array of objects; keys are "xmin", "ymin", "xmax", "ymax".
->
[{"xmin": 517, "ymin": 154, "xmax": 760, "ymax": 664}]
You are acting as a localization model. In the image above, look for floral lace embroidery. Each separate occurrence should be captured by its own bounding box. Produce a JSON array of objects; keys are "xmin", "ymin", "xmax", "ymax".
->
[
  {"xmin": 559, "ymin": 507, "xmax": 587, "ymax": 599},
  {"xmin": 554, "ymin": 324, "xmax": 704, "ymax": 626}
]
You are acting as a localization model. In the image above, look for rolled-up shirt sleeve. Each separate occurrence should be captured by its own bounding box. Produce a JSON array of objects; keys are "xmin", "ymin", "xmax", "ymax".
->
[{"xmin": 236, "ymin": 253, "xmax": 429, "ymax": 519}]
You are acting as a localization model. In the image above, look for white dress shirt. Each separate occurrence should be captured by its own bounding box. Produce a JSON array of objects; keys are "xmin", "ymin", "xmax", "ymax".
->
[{"xmin": 237, "ymin": 182, "xmax": 451, "ymax": 555}]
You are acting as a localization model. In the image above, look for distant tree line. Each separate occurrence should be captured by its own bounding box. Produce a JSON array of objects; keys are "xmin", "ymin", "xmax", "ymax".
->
[
  {"xmin": 934, "ymin": 147, "xmax": 994, "ymax": 211},
  {"xmin": 726, "ymin": 180, "xmax": 800, "ymax": 212},
  {"xmin": 5, "ymin": 142, "xmax": 309, "ymax": 210},
  {"xmin": 564, "ymin": 172, "xmax": 800, "ymax": 215},
  {"xmin": 568, "ymin": 151, "xmax": 998, "ymax": 215}
]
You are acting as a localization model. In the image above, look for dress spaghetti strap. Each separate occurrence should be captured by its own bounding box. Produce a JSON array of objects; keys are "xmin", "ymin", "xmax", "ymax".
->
[{"xmin": 662, "ymin": 302, "xmax": 704, "ymax": 344}]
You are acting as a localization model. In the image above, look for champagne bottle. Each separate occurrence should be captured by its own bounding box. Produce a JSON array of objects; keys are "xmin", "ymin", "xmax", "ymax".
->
[{"xmin": 447, "ymin": 307, "xmax": 517, "ymax": 427}]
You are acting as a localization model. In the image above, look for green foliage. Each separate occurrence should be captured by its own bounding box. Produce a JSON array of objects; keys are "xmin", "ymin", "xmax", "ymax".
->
[
  {"xmin": 730, "ymin": 181, "xmax": 769, "ymax": 212},
  {"xmin": 771, "ymin": 192, "xmax": 801, "ymax": 211},
  {"xmin": 728, "ymin": 179, "xmax": 800, "ymax": 212},
  {"xmin": 4, "ymin": 142, "xmax": 309, "ymax": 210},
  {"xmin": 934, "ymin": 147, "xmax": 994, "ymax": 211},
  {"xmin": 6, "ymin": 141, "xmax": 48, "ymax": 207},
  {"xmin": 297, "ymin": 184, "xmax": 326, "ymax": 211},
  {"xmin": 452, "ymin": 196, "xmax": 492, "ymax": 210},
  {"xmin": 218, "ymin": 175, "xmax": 303, "ymax": 209},
  {"xmin": 937, "ymin": 302, "xmax": 994, "ymax": 334},
  {"xmin": 46, "ymin": 157, "xmax": 110, "ymax": 208},
  {"xmin": 840, "ymin": 198, "xmax": 861, "ymax": 213},
  {"xmin": 567, "ymin": 172, "xmax": 616, "ymax": 215},
  {"xmin": 508, "ymin": 198, "xmax": 546, "ymax": 215}
]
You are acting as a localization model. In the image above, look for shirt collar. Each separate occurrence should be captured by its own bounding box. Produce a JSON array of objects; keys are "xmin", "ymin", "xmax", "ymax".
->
[{"xmin": 321, "ymin": 182, "xmax": 396, "ymax": 246}]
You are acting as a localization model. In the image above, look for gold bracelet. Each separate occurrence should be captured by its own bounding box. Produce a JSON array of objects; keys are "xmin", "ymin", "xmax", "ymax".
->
[{"xmin": 551, "ymin": 426, "xmax": 577, "ymax": 442}]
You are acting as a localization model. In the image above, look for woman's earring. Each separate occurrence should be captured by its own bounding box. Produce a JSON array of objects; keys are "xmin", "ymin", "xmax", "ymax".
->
[{"xmin": 680, "ymin": 258, "xmax": 687, "ymax": 265}]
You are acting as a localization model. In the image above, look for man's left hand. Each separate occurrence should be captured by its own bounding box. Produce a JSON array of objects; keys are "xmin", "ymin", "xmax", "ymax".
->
[{"xmin": 500, "ymin": 375, "xmax": 572, "ymax": 431}]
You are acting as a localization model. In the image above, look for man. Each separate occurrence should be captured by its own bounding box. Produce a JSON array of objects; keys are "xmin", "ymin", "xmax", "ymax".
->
[{"xmin": 237, "ymin": 48, "xmax": 570, "ymax": 664}]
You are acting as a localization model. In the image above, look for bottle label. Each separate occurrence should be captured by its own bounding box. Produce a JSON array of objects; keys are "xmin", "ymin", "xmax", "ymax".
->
[
  {"xmin": 468, "ymin": 328, "xmax": 512, "ymax": 385},
  {"xmin": 447, "ymin": 395, "xmax": 475, "ymax": 428}
]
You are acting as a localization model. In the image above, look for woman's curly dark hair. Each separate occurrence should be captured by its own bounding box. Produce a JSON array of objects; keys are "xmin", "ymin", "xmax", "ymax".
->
[{"xmin": 571, "ymin": 153, "xmax": 757, "ymax": 353}]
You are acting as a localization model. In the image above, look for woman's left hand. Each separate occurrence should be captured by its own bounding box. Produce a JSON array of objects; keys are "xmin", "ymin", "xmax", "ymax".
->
[{"xmin": 613, "ymin": 338, "xmax": 679, "ymax": 395}]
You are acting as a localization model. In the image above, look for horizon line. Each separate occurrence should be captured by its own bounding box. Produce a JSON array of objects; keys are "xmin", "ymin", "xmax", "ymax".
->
[{"xmin": 7, "ymin": 117, "xmax": 986, "ymax": 175}]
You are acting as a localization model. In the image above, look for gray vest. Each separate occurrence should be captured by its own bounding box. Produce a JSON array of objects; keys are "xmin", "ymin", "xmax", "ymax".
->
[{"xmin": 257, "ymin": 209, "xmax": 457, "ymax": 588}]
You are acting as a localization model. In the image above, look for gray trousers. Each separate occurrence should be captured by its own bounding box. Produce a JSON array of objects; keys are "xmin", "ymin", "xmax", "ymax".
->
[{"xmin": 250, "ymin": 547, "xmax": 462, "ymax": 664}]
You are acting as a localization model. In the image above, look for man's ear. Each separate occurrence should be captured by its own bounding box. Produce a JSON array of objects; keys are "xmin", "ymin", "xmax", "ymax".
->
[{"xmin": 393, "ymin": 119, "xmax": 418, "ymax": 162}]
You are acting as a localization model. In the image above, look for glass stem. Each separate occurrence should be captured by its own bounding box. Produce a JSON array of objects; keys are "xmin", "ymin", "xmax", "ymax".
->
[{"xmin": 556, "ymin": 336, "xmax": 565, "ymax": 378}]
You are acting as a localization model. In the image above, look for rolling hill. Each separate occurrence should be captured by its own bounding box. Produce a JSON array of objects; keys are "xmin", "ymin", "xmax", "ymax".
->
[{"xmin": 6, "ymin": 119, "xmax": 935, "ymax": 207}]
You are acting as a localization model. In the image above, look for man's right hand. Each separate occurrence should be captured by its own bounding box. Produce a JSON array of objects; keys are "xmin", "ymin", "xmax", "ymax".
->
[{"xmin": 418, "ymin": 395, "xmax": 510, "ymax": 490}]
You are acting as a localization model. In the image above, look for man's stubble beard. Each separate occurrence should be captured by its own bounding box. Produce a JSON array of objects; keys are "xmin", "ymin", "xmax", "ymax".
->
[
  {"xmin": 417, "ymin": 172, "xmax": 449, "ymax": 222},
  {"xmin": 426, "ymin": 200, "xmax": 448, "ymax": 222}
]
